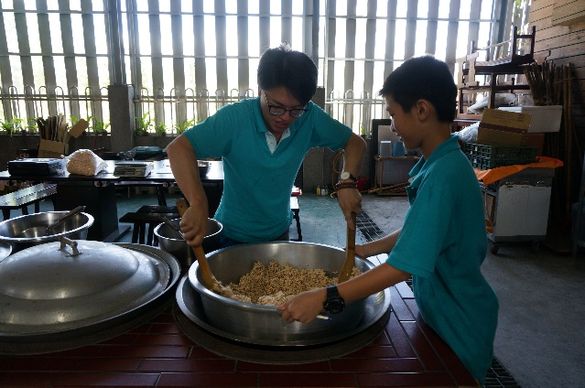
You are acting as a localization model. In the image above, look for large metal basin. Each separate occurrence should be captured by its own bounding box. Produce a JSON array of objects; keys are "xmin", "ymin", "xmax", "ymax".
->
[
  {"xmin": 154, "ymin": 218, "xmax": 223, "ymax": 271},
  {"xmin": 0, "ymin": 211, "xmax": 93, "ymax": 251},
  {"xmin": 187, "ymin": 241, "xmax": 377, "ymax": 345}
]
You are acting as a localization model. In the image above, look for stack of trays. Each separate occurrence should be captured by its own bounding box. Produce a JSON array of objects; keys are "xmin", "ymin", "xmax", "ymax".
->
[{"xmin": 113, "ymin": 161, "xmax": 153, "ymax": 177}]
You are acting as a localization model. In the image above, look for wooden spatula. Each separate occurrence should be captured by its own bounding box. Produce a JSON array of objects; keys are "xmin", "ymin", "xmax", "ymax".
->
[
  {"xmin": 338, "ymin": 212, "xmax": 357, "ymax": 283},
  {"xmin": 176, "ymin": 198, "xmax": 220, "ymax": 291}
]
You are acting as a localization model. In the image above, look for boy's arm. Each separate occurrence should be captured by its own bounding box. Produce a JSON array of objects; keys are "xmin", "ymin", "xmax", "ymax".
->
[{"xmin": 356, "ymin": 228, "xmax": 401, "ymax": 258}]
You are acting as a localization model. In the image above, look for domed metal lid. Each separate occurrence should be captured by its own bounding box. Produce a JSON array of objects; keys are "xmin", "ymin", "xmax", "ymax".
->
[{"xmin": 0, "ymin": 239, "xmax": 173, "ymax": 336}]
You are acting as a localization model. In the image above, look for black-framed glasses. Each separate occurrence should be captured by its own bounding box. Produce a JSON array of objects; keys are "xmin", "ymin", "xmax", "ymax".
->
[{"xmin": 264, "ymin": 93, "xmax": 307, "ymax": 118}]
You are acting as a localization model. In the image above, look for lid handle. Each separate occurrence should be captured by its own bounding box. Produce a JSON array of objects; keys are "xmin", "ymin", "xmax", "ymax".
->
[{"xmin": 59, "ymin": 236, "xmax": 80, "ymax": 256}]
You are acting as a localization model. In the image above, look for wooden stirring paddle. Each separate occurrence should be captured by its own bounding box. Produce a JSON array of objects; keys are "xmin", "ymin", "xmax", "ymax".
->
[
  {"xmin": 338, "ymin": 212, "xmax": 357, "ymax": 283},
  {"xmin": 176, "ymin": 198, "xmax": 220, "ymax": 291}
]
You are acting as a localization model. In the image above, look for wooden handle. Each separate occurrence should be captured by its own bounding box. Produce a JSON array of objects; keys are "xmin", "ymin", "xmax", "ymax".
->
[
  {"xmin": 338, "ymin": 213, "xmax": 357, "ymax": 283},
  {"xmin": 175, "ymin": 198, "xmax": 218, "ymax": 290}
]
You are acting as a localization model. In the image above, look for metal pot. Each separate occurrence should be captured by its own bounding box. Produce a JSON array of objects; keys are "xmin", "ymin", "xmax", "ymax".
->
[
  {"xmin": 185, "ymin": 241, "xmax": 385, "ymax": 346},
  {"xmin": 0, "ymin": 238, "xmax": 180, "ymax": 354},
  {"xmin": 0, "ymin": 211, "xmax": 94, "ymax": 252},
  {"xmin": 154, "ymin": 217, "xmax": 223, "ymax": 271}
]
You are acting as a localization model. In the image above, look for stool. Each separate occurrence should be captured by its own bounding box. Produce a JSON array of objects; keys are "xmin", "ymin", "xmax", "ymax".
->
[
  {"xmin": 119, "ymin": 205, "xmax": 178, "ymax": 245},
  {"xmin": 1, "ymin": 183, "xmax": 58, "ymax": 220},
  {"xmin": 290, "ymin": 196, "xmax": 302, "ymax": 241}
]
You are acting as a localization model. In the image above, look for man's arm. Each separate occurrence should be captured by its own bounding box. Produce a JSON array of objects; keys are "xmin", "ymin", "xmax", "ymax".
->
[
  {"xmin": 336, "ymin": 132, "xmax": 367, "ymax": 228},
  {"xmin": 166, "ymin": 135, "xmax": 210, "ymax": 246}
]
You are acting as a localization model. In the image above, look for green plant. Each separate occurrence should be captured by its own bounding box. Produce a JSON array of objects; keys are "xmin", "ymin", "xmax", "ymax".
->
[
  {"xmin": 91, "ymin": 118, "xmax": 110, "ymax": 134},
  {"xmin": 154, "ymin": 122, "xmax": 167, "ymax": 136},
  {"xmin": 135, "ymin": 113, "xmax": 153, "ymax": 135},
  {"xmin": 175, "ymin": 119, "xmax": 195, "ymax": 134},
  {"xmin": 0, "ymin": 117, "xmax": 23, "ymax": 135},
  {"xmin": 26, "ymin": 118, "xmax": 38, "ymax": 133}
]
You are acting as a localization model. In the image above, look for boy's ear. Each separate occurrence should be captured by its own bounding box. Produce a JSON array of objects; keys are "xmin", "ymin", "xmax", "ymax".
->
[{"xmin": 414, "ymin": 99, "xmax": 433, "ymax": 121}]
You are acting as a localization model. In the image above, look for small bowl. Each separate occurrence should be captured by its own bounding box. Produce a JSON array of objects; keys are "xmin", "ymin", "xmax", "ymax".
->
[
  {"xmin": 0, "ymin": 211, "xmax": 94, "ymax": 252},
  {"xmin": 154, "ymin": 217, "xmax": 223, "ymax": 272}
]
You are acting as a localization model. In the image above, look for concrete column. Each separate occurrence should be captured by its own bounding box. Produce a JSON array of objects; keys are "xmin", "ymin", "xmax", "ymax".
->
[{"xmin": 108, "ymin": 84, "xmax": 135, "ymax": 152}]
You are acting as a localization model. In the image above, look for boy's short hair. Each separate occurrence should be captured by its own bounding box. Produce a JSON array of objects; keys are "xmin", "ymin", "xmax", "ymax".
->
[
  {"xmin": 379, "ymin": 56, "xmax": 457, "ymax": 122},
  {"xmin": 257, "ymin": 43, "xmax": 317, "ymax": 106}
]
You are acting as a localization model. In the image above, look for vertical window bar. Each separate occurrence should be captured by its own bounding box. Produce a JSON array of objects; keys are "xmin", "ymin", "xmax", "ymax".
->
[
  {"xmin": 445, "ymin": 0, "xmax": 461, "ymax": 73},
  {"xmin": 0, "ymin": 9, "xmax": 15, "ymax": 120},
  {"xmin": 126, "ymin": 0, "xmax": 142, "ymax": 119},
  {"xmin": 259, "ymin": 0, "xmax": 270, "ymax": 55},
  {"xmin": 343, "ymin": 0, "xmax": 356, "ymax": 127},
  {"xmin": 468, "ymin": 0, "xmax": 481, "ymax": 54},
  {"xmin": 147, "ymin": 0, "xmax": 164, "ymax": 130},
  {"xmin": 58, "ymin": 0, "xmax": 80, "ymax": 121},
  {"xmin": 404, "ymin": 0, "xmax": 418, "ymax": 59},
  {"xmin": 14, "ymin": 0, "xmax": 36, "ymax": 120},
  {"xmin": 193, "ymin": 0, "xmax": 207, "ymax": 119},
  {"xmin": 171, "ymin": 0, "xmax": 185, "ymax": 130},
  {"xmin": 237, "ymin": 0, "xmax": 249, "ymax": 96},
  {"xmin": 214, "ymin": 0, "xmax": 228, "ymax": 96},
  {"xmin": 383, "ymin": 0, "xmax": 397, "ymax": 78},
  {"xmin": 325, "ymin": 0, "xmax": 336, "ymax": 98},
  {"xmin": 426, "ymin": 0, "xmax": 439, "ymax": 55},
  {"xmin": 105, "ymin": 0, "xmax": 126, "ymax": 86},
  {"xmin": 362, "ymin": 0, "xmax": 376, "ymax": 135},
  {"xmin": 281, "ymin": 0, "xmax": 292, "ymax": 45},
  {"xmin": 36, "ymin": 0, "xmax": 58, "ymax": 116},
  {"xmin": 81, "ymin": 0, "xmax": 103, "ymax": 124}
]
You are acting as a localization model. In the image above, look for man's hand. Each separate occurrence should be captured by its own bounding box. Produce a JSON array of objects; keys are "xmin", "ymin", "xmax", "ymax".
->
[
  {"xmin": 336, "ymin": 187, "xmax": 361, "ymax": 229},
  {"xmin": 179, "ymin": 204, "xmax": 209, "ymax": 247}
]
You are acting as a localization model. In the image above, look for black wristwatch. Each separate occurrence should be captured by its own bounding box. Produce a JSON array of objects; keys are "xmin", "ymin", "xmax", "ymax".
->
[{"xmin": 323, "ymin": 285, "xmax": 345, "ymax": 314}]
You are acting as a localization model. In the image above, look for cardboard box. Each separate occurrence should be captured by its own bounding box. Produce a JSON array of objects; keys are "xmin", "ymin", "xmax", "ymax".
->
[
  {"xmin": 37, "ymin": 119, "xmax": 88, "ymax": 158},
  {"xmin": 476, "ymin": 109, "xmax": 544, "ymax": 154},
  {"xmin": 498, "ymin": 105, "xmax": 562, "ymax": 133}
]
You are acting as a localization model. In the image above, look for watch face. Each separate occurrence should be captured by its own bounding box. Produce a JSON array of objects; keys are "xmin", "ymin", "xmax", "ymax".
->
[
  {"xmin": 324, "ymin": 298, "xmax": 345, "ymax": 314},
  {"xmin": 324, "ymin": 286, "xmax": 345, "ymax": 314}
]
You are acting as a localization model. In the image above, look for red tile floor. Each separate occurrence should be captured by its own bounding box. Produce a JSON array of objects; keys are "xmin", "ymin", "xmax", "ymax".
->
[{"xmin": 0, "ymin": 276, "xmax": 477, "ymax": 387}]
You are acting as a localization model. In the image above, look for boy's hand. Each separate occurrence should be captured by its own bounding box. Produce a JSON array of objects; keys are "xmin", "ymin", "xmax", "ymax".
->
[{"xmin": 278, "ymin": 288, "xmax": 326, "ymax": 324}]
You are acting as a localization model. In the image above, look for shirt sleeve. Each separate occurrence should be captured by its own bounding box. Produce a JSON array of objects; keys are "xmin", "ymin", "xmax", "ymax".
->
[
  {"xmin": 183, "ymin": 104, "xmax": 240, "ymax": 159},
  {"xmin": 307, "ymin": 103, "xmax": 353, "ymax": 150},
  {"xmin": 386, "ymin": 170, "xmax": 454, "ymax": 278}
]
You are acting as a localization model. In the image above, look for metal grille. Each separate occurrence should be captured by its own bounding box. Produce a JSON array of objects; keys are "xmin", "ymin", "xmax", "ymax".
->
[{"xmin": 0, "ymin": 0, "xmax": 530, "ymax": 136}]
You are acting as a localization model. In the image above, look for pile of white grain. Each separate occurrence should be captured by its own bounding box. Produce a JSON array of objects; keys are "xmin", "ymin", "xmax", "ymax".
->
[{"xmin": 215, "ymin": 260, "xmax": 359, "ymax": 305}]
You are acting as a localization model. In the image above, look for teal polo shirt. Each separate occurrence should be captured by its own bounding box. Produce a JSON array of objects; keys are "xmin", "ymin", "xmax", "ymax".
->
[
  {"xmin": 184, "ymin": 98, "xmax": 352, "ymax": 242},
  {"xmin": 386, "ymin": 135, "xmax": 499, "ymax": 383}
]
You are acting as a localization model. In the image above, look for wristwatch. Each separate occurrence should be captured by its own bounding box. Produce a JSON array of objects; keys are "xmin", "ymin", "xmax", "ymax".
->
[
  {"xmin": 339, "ymin": 171, "xmax": 356, "ymax": 182},
  {"xmin": 323, "ymin": 285, "xmax": 345, "ymax": 314}
]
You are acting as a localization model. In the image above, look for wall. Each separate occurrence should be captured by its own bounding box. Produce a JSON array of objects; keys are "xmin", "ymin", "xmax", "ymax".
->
[{"xmin": 529, "ymin": 0, "xmax": 585, "ymax": 232}]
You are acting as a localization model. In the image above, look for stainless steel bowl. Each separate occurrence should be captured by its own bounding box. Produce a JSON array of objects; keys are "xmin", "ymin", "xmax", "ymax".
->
[
  {"xmin": 187, "ymin": 241, "xmax": 376, "ymax": 345},
  {"xmin": 0, "ymin": 211, "xmax": 94, "ymax": 250},
  {"xmin": 154, "ymin": 217, "xmax": 223, "ymax": 271}
]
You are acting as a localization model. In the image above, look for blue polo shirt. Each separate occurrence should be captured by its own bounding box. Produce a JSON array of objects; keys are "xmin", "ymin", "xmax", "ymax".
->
[
  {"xmin": 184, "ymin": 98, "xmax": 352, "ymax": 242},
  {"xmin": 386, "ymin": 135, "xmax": 498, "ymax": 383}
]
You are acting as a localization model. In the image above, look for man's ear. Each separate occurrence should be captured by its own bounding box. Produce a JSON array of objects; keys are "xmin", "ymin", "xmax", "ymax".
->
[{"xmin": 414, "ymin": 99, "xmax": 433, "ymax": 121}]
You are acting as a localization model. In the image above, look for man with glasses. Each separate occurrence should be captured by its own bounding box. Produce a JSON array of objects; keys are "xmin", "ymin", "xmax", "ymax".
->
[{"xmin": 167, "ymin": 44, "xmax": 366, "ymax": 247}]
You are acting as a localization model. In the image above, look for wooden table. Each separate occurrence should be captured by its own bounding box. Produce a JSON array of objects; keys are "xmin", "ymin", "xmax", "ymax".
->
[{"xmin": 0, "ymin": 254, "xmax": 477, "ymax": 387}]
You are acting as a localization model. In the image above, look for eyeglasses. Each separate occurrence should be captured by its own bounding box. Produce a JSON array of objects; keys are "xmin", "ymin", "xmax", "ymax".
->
[{"xmin": 264, "ymin": 93, "xmax": 307, "ymax": 118}]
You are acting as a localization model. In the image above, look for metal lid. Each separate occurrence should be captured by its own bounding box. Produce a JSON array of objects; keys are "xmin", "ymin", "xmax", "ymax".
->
[{"xmin": 0, "ymin": 239, "xmax": 171, "ymax": 336}]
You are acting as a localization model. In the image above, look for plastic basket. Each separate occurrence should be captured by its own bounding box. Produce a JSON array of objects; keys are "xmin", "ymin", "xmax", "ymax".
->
[{"xmin": 461, "ymin": 142, "xmax": 537, "ymax": 169}]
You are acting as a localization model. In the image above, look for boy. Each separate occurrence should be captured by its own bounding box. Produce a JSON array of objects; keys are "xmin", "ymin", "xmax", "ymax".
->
[{"xmin": 279, "ymin": 56, "xmax": 499, "ymax": 384}]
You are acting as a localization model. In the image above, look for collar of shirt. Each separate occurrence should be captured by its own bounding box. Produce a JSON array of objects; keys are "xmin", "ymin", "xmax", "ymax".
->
[
  {"xmin": 265, "ymin": 128, "xmax": 291, "ymax": 153},
  {"xmin": 408, "ymin": 135, "xmax": 461, "ymax": 190}
]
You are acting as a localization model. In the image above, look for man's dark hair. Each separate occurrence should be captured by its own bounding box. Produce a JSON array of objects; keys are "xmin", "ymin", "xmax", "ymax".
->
[
  {"xmin": 257, "ymin": 43, "xmax": 317, "ymax": 106},
  {"xmin": 379, "ymin": 56, "xmax": 457, "ymax": 122}
]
